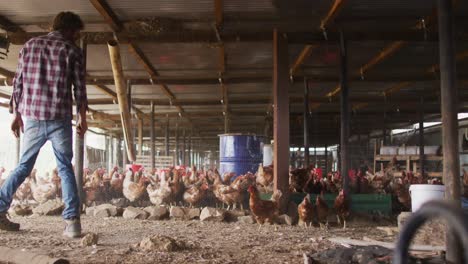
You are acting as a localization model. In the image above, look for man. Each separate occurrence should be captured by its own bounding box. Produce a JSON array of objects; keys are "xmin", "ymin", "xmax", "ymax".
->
[{"xmin": 0, "ymin": 12, "xmax": 88, "ymax": 238}]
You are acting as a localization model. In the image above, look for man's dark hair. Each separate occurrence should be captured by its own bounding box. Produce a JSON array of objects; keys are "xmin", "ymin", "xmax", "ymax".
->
[{"xmin": 51, "ymin": 12, "xmax": 84, "ymax": 32}]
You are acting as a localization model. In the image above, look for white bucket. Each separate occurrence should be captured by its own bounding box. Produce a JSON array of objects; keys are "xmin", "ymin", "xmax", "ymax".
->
[
  {"xmin": 263, "ymin": 144, "xmax": 273, "ymax": 166},
  {"xmin": 409, "ymin": 184, "xmax": 445, "ymax": 212}
]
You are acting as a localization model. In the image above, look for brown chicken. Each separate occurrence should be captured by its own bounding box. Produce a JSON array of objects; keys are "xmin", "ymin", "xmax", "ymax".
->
[
  {"xmin": 15, "ymin": 177, "xmax": 33, "ymax": 203},
  {"xmin": 51, "ymin": 168, "xmax": 62, "ymax": 198},
  {"xmin": 247, "ymin": 185, "xmax": 282, "ymax": 226},
  {"xmin": 84, "ymin": 169, "xmax": 104, "ymax": 206},
  {"xmin": 316, "ymin": 193, "xmax": 329, "ymax": 229},
  {"xmin": 123, "ymin": 169, "xmax": 149, "ymax": 203},
  {"xmin": 298, "ymin": 194, "xmax": 314, "ymax": 227},
  {"xmin": 183, "ymin": 179, "xmax": 209, "ymax": 207},
  {"xmin": 289, "ymin": 168, "xmax": 309, "ymax": 192},
  {"xmin": 170, "ymin": 168, "xmax": 185, "ymax": 204},
  {"xmin": 30, "ymin": 170, "xmax": 57, "ymax": 203},
  {"xmin": 110, "ymin": 170, "xmax": 125, "ymax": 198},
  {"xmin": 394, "ymin": 181, "xmax": 411, "ymax": 211},
  {"xmin": 334, "ymin": 189, "xmax": 351, "ymax": 229},
  {"xmin": 214, "ymin": 174, "xmax": 251, "ymax": 210},
  {"xmin": 256, "ymin": 164, "xmax": 274, "ymax": 192}
]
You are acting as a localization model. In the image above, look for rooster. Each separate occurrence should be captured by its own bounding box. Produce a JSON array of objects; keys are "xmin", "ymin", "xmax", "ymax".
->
[
  {"xmin": 123, "ymin": 169, "xmax": 149, "ymax": 203},
  {"xmin": 334, "ymin": 189, "xmax": 351, "ymax": 229},
  {"xmin": 247, "ymin": 185, "xmax": 282, "ymax": 226},
  {"xmin": 298, "ymin": 194, "xmax": 314, "ymax": 228}
]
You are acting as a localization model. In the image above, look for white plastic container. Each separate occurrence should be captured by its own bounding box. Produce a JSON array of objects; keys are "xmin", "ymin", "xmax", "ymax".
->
[
  {"xmin": 263, "ymin": 144, "xmax": 273, "ymax": 166},
  {"xmin": 409, "ymin": 184, "xmax": 445, "ymax": 212}
]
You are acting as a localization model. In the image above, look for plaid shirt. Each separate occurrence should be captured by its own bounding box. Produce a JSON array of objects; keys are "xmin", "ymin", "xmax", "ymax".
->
[{"xmin": 11, "ymin": 31, "xmax": 87, "ymax": 120}]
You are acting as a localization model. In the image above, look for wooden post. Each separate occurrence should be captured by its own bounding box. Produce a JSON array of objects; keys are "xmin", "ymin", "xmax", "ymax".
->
[
  {"xmin": 304, "ymin": 77, "xmax": 310, "ymax": 168},
  {"xmin": 74, "ymin": 38, "xmax": 86, "ymax": 208},
  {"xmin": 437, "ymin": 0, "xmax": 462, "ymax": 262},
  {"xmin": 273, "ymin": 29, "xmax": 290, "ymax": 212},
  {"xmin": 108, "ymin": 135, "xmax": 114, "ymax": 171},
  {"xmin": 339, "ymin": 30, "xmax": 350, "ymax": 194},
  {"xmin": 122, "ymin": 138, "xmax": 127, "ymax": 167},
  {"xmin": 419, "ymin": 98, "xmax": 425, "ymax": 175},
  {"xmin": 108, "ymin": 40, "xmax": 135, "ymax": 162},
  {"xmin": 150, "ymin": 101, "xmax": 155, "ymax": 170}
]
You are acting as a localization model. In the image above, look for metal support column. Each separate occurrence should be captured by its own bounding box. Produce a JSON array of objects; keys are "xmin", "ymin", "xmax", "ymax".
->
[
  {"xmin": 182, "ymin": 129, "xmax": 186, "ymax": 165},
  {"xmin": 339, "ymin": 31, "xmax": 350, "ymax": 194},
  {"xmin": 15, "ymin": 136, "xmax": 20, "ymax": 166},
  {"xmin": 303, "ymin": 77, "xmax": 310, "ymax": 168},
  {"xmin": 437, "ymin": 0, "xmax": 462, "ymax": 262},
  {"xmin": 188, "ymin": 134, "xmax": 192, "ymax": 166},
  {"xmin": 138, "ymin": 118, "xmax": 143, "ymax": 156},
  {"xmin": 419, "ymin": 98, "xmax": 425, "ymax": 175},
  {"xmin": 325, "ymin": 144, "xmax": 329, "ymax": 173},
  {"xmin": 74, "ymin": 38, "xmax": 86, "ymax": 208},
  {"xmin": 165, "ymin": 116, "xmax": 169, "ymax": 156},
  {"xmin": 150, "ymin": 101, "xmax": 155, "ymax": 170},
  {"xmin": 175, "ymin": 123, "xmax": 179, "ymax": 165},
  {"xmin": 273, "ymin": 29, "xmax": 290, "ymax": 212}
]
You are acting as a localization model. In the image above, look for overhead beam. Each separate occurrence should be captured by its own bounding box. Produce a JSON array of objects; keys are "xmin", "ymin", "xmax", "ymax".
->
[
  {"xmin": 290, "ymin": 45, "xmax": 317, "ymax": 77},
  {"xmin": 320, "ymin": 0, "xmax": 347, "ymax": 31},
  {"xmin": 89, "ymin": 0, "xmax": 123, "ymax": 32},
  {"xmin": 0, "ymin": 15, "xmax": 25, "ymax": 33}
]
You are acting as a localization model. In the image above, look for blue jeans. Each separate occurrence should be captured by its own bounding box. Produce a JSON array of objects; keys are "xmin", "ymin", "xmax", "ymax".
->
[{"xmin": 0, "ymin": 118, "xmax": 80, "ymax": 219}]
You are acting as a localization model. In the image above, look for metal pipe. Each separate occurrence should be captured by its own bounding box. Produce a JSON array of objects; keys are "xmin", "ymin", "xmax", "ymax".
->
[
  {"xmin": 188, "ymin": 134, "xmax": 192, "ymax": 166},
  {"xmin": 393, "ymin": 201, "xmax": 468, "ymax": 264},
  {"xmin": 304, "ymin": 77, "xmax": 310, "ymax": 168},
  {"xmin": 74, "ymin": 38, "xmax": 86, "ymax": 209},
  {"xmin": 150, "ymin": 101, "xmax": 155, "ymax": 170},
  {"xmin": 138, "ymin": 118, "xmax": 143, "ymax": 156},
  {"xmin": 183, "ymin": 129, "xmax": 186, "ymax": 165},
  {"xmin": 438, "ymin": 0, "xmax": 462, "ymax": 262},
  {"xmin": 165, "ymin": 116, "xmax": 169, "ymax": 156},
  {"xmin": 107, "ymin": 40, "xmax": 136, "ymax": 162},
  {"xmin": 175, "ymin": 123, "xmax": 179, "ymax": 165},
  {"xmin": 339, "ymin": 30, "xmax": 350, "ymax": 194},
  {"xmin": 419, "ymin": 98, "xmax": 425, "ymax": 175}
]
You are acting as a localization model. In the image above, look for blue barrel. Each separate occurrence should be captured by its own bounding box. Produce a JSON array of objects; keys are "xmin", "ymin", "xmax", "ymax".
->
[{"xmin": 219, "ymin": 134, "xmax": 263, "ymax": 179}]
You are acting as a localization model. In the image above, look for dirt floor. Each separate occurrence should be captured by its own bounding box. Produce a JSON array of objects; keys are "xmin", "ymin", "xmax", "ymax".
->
[{"xmin": 0, "ymin": 213, "xmax": 417, "ymax": 264}]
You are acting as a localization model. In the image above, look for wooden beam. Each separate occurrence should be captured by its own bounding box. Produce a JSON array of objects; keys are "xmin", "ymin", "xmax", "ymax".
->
[
  {"xmin": 0, "ymin": 15, "xmax": 24, "ymax": 33},
  {"xmin": 0, "ymin": 67, "xmax": 14, "ymax": 79},
  {"xmin": 214, "ymin": 0, "xmax": 223, "ymax": 28},
  {"xmin": 290, "ymin": 45, "xmax": 316, "ymax": 77},
  {"xmin": 320, "ymin": 0, "xmax": 346, "ymax": 30},
  {"xmin": 360, "ymin": 41, "xmax": 406, "ymax": 77},
  {"xmin": 89, "ymin": 0, "xmax": 123, "ymax": 32}
]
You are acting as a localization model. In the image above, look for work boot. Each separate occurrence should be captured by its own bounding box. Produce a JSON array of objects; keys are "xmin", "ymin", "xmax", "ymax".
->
[
  {"xmin": 63, "ymin": 218, "xmax": 81, "ymax": 238},
  {"xmin": 0, "ymin": 212, "xmax": 20, "ymax": 231}
]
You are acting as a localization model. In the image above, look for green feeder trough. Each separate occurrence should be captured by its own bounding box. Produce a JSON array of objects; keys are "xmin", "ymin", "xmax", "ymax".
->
[{"xmin": 259, "ymin": 192, "xmax": 392, "ymax": 215}]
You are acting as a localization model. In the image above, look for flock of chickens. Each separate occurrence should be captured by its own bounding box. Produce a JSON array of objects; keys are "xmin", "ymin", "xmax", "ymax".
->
[{"xmin": 1, "ymin": 160, "xmax": 464, "ymax": 229}]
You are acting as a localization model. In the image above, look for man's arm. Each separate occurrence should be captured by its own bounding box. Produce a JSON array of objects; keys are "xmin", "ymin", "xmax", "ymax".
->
[
  {"xmin": 72, "ymin": 49, "xmax": 88, "ymax": 137},
  {"xmin": 10, "ymin": 48, "xmax": 25, "ymax": 138}
]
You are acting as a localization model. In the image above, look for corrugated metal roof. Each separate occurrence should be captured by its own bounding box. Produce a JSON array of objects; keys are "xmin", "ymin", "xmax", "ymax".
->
[
  {"xmin": 106, "ymin": 0, "xmax": 214, "ymax": 20},
  {"xmin": 0, "ymin": 0, "xmax": 102, "ymax": 25}
]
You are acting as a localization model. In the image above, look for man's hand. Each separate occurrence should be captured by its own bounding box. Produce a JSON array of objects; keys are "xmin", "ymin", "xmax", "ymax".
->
[
  {"xmin": 11, "ymin": 114, "xmax": 24, "ymax": 138},
  {"xmin": 76, "ymin": 115, "xmax": 88, "ymax": 138}
]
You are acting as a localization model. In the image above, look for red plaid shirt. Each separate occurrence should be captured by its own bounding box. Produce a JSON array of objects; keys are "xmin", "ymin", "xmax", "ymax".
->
[{"xmin": 11, "ymin": 31, "xmax": 88, "ymax": 120}]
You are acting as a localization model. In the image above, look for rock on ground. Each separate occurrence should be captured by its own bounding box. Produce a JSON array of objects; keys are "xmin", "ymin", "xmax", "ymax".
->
[
  {"xmin": 277, "ymin": 214, "xmax": 294, "ymax": 226},
  {"xmin": 81, "ymin": 233, "xmax": 99, "ymax": 247},
  {"xmin": 200, "ymin": 207, "xmax": 226, "ymax": 222},
  {"xmin": 308, "ymin": 246, "xmax": 393, "ymax": 264},
  {"xmin": 169, "ymin": 206, "xmax": 186, "ymax": 219},
  {"xmin": 32, "ymin": 200, "xmax": 64, "ymax": 216},
  {"xmin": 123, "ymin": 207, "xmax": 149, "ymax": 220},
  {"xmin": 95, "ymin": 204, "xmax": 119, "ymax": 217},
  {"xmin": 139, "ymin": 235, "xmax": 185, "ymax": 252},
  {"xmin": 9, "ymin": 205, "xmax": 33, "ymax": 216},
  {"xmin": 144, "ymin": 206, "xmax": 169, "ymax": 220},
  {"xmin": 237, "ymin": 215, "xmax": 255, "ymax": 224}
]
